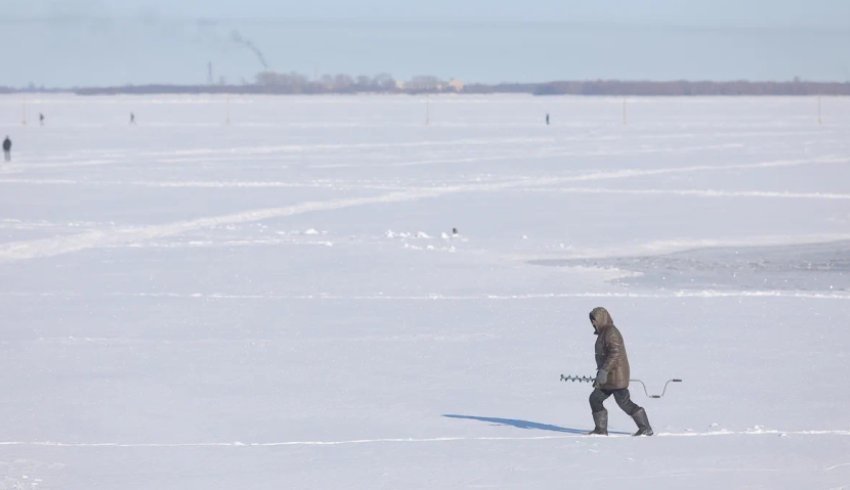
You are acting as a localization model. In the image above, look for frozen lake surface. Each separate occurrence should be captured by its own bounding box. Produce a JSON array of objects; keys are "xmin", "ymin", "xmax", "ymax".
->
[{"xmin": 1, "ymin": 94, "xmax": 849, "ymax": 488}]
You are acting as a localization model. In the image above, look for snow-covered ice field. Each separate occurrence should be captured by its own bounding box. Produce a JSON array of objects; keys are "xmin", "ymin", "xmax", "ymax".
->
[{"xmin": 1, "ymin": 94, "xmax": 849, "ymax": 489}]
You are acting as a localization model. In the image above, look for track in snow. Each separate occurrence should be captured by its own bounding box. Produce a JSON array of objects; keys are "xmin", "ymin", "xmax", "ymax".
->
[
  {"xmin": 1, "ymin": 156, "xmax": 847, "ymax": 263},
  {"xmin": 0, "ymin": 429, "xmax": 848, "ymax": 449}
]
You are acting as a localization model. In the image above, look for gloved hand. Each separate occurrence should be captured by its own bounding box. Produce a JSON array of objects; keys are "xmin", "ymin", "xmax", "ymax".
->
[{"xmin": 594, "ymin": 369, "xmax": 608, "ymax": 388}]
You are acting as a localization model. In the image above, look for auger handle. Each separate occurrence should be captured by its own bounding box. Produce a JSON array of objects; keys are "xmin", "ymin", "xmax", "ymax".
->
[{"xmin": 630, "ymin": 378, "xmax": 683, "ymax": 398}]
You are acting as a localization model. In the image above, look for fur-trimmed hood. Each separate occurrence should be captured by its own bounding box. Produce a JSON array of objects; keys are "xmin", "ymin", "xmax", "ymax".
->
[{"xmin": 590, "ymin": 306, "xmax": 614, "ymax": 335}]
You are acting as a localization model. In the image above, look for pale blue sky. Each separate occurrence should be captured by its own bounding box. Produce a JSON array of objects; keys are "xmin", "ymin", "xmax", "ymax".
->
[{"xmin": 3, "ymin": 0, "xmax": 849, "ymax": 87}]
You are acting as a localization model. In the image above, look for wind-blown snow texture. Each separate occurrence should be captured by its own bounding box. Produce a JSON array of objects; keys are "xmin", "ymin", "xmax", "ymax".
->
[{"xmin": 1, "ymin": 94, "xmax": 849, "ymax": 489}]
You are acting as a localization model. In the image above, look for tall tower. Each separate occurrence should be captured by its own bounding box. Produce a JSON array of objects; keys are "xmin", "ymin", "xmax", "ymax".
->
[{"xmin": 207, "ymin": 62, "xmax": 214, "ymax": 85}]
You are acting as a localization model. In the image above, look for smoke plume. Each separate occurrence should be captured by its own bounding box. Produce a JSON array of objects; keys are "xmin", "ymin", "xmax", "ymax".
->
[{"xmin": 231, "ymin": 30, "xmax": 269, "ymax": 69}]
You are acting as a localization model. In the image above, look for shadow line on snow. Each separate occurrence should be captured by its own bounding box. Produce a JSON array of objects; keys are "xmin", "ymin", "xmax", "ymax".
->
[{"xmin": 443, "ymin": 414, "xmax": 629, "ymax": 435}]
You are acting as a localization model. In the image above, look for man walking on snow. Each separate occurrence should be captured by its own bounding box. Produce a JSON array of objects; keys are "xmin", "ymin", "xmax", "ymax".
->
[{"xmin": 587, "ymin": 307, "xmax": 653, "ymax": 436}]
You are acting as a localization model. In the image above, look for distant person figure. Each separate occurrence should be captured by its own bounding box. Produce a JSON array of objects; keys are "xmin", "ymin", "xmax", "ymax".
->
[
  {"xmin": 3, "ymin": 136, "xmax": 11, "ymax": 162},
  {"xmin": 39, "ymin": 113, "xmax": 45, "ymax": 126},
  {"xmin": 130, "ymin": 112, "xmax": 136, "ymax": 125},
  {"xmin": 545, "ymin": 113, "xmax": 550, "ymax": 125}
]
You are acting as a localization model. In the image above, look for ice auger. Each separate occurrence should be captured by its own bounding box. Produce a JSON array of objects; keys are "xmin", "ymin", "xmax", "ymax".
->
[{"xmin": 560, "ymin": 373, "xmax": 682, "ymax": 399}]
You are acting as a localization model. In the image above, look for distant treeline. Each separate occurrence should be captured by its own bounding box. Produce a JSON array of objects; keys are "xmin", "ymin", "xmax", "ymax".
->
[
  {"xmin": 6, "ymin": 73, "xmax": 850, "ymax": 96},
  {"xmin": 525, "ymin": 79, "xmax": 850, "ymax": 96},
  {"xmin": 72, "ymin": 72, "xmax": 456, "ymax": 95},
  {"xmin": 466, "ymin": 79, "xmax": 850, "ymax": 96}
]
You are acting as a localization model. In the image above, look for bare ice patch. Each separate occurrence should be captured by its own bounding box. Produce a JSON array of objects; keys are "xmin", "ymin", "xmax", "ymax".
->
[{"xmin": 530, "ymin": 239, "xmax": 850, "ymax": 293}]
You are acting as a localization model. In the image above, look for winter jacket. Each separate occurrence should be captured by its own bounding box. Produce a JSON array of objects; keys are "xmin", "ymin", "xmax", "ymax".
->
[
  {"xmin": 2, "ymin": 138, "xmax": 10, "ymax": 151},
  {"xmin": 590, "ymin": 307, "xmax": 630, "ymax": 390}
]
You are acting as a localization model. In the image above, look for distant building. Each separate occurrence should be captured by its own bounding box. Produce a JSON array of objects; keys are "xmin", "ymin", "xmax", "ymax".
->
[{"xmin": 447, "ymin": 79, "xmax": 464, "ymax": 92}]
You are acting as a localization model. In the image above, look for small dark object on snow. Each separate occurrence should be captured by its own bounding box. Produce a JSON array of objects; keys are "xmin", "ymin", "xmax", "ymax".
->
[{"xmin": 2, "ymin": 136, "xmax": 11, "ymax": 162}]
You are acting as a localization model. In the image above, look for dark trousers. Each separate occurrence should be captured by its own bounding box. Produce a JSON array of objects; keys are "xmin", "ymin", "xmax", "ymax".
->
[{"xmin": 589, "ymin": 387, "xmax": 641, "ymax": 416}]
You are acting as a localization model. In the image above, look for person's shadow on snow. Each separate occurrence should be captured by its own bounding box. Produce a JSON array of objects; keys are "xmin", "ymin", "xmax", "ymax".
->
[
  {"xmin": 443, "ymin": 414, "xmax": 630, "ymax": 435},
  {"xmin": 443, "ymin": 414, "xmax": 586, "ymax": 434}
]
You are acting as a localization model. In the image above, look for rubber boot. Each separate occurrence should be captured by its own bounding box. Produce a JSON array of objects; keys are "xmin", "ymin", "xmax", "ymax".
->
[
  {"xmin": 587, "ymin": 410, "xmax": 608, "ymax": 435},
  {"xmin": 631, "ymin": 408, "xmax": 654, "ymax": 436}
]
